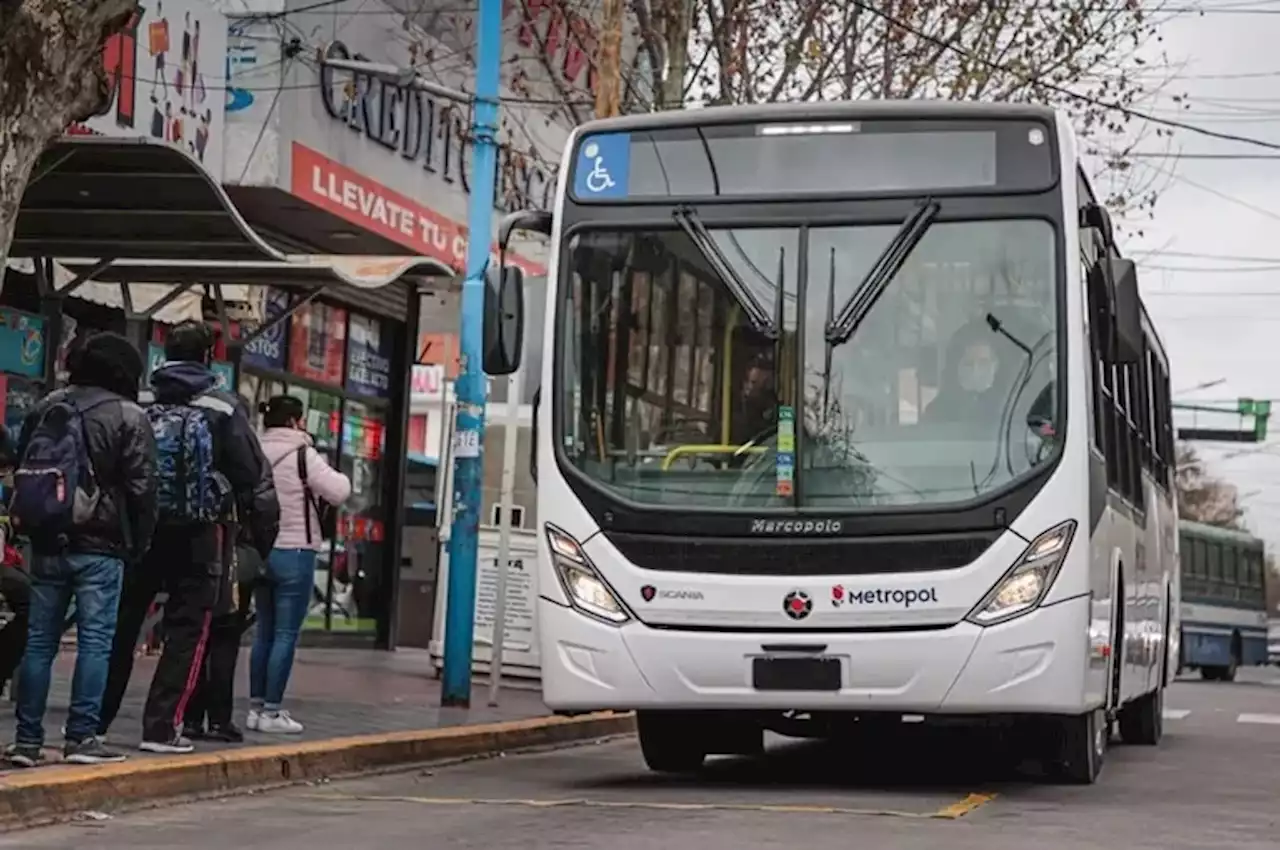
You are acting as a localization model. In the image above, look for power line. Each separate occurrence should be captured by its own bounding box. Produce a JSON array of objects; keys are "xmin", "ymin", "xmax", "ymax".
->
[
  {"xmin": 1117, "ymin": 152, "xmax": 1280, "ymax": 159},
  {"xmin": 848, "ymin": 0, "xmax": 1280, "ymax": 154}
]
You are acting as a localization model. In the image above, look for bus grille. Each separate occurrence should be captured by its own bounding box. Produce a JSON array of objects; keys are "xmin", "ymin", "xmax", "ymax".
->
[{"xmin": 601, "ymin": 530, "xmax": 999, "ymax": 575}]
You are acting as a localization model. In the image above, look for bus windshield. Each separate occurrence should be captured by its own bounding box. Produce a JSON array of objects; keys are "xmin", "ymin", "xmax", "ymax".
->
[{"xmin": 557, "ymin": 218, "xmax": 1059, "ymax": 511}]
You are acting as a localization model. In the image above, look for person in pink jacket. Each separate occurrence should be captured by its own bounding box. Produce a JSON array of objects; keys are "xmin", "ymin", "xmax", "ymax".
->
[{"xmin": 249, "ymin": 396, "xmax": 351, "ymax": 734}]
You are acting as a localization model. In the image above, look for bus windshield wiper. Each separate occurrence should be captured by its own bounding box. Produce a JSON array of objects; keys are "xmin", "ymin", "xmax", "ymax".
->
[
  {"xmin": 673, "ymin": 205, "xmax": 779, "ymax": 339},
  {"xmin": 825, "ymin": 198, "xmax": 940, "ymax": 344}
]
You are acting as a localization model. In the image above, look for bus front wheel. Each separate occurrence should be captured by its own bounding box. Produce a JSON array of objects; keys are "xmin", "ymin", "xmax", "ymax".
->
[
  {"xmin": 1050, "ymin": 708, "xmax": 1107, "ymax": 785},
  {"xmin": 636, "ymin": 711, "xmax": 707, "ymax": 774}
]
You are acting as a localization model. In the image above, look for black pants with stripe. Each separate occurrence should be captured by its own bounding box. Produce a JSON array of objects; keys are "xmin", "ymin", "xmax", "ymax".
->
[
  {"xmin": 186, "ymin": 576, "xmax": 254, "ymax": 731},
  {"xmin": 99, "ymin": 526, "xmax": 218, "ymax": 741}
]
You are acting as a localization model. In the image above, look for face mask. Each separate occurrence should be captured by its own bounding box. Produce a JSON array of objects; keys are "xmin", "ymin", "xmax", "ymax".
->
[{"xmin": 958, "ymin": 359, "xmax": 996, "ymax": 392}]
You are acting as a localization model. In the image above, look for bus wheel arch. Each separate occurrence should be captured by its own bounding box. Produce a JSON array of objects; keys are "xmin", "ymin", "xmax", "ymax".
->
[{"xmin": 1108, "ymin": 561, "xmax": 1126, "ymax": 713}]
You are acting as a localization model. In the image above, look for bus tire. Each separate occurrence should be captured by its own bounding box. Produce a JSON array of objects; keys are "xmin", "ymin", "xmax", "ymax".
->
[
  {"xmin": 1222, "ymin": 632, "xmax": 1242, "ymax": 682},
  {"xmin": 1118, "ymin": 686, "xmax": 1163, "ymax": 745},
  {"xmin": 636, "ymin": 711, "xmax": 707, "ymax": 774},
  {"xmin": 1051, "ymin": 708, "xmax": 1106, "ymax": 784}
]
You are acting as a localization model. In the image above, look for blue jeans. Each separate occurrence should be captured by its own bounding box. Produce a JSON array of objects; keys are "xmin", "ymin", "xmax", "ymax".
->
[
  {"xmin": 16, "ymin": 553, "xmax": 123, "ymax": 746},
  {"xmin": 250, "ymin": 549, "xmax": 316, "ymax": 710}
]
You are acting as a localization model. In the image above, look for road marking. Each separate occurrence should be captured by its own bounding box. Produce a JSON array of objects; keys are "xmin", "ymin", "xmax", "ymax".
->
[
  {"xmin": 1163, "ymin": 709, "xmax": 1191, "ymax": 720},
  {"xmin": 933, "ymin": 793, "xmax": 998, "ymax": 818},
  {"xmin": 297, "ymin": 792, "xmax": 996, "ymax": 820},
  {"xmin": 1237, "ymin": 713, "xmax": 1280, "ymax": 725}
]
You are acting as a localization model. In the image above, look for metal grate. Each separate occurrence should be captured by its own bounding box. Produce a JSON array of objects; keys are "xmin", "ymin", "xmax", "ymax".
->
[{"xmin": 602, "ymin": 529, "xmax": 999, "ymax": 575}]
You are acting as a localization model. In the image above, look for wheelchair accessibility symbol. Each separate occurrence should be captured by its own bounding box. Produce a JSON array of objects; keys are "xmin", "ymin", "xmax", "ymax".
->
[{"xmin": 582, "ymin": 142, "xmax": 616, "ymax": 193}]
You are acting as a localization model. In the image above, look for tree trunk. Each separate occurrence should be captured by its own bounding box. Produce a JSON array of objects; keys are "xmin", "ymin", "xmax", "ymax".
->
[
  {"xmin": 0, "ymin": 0, "xmax": 139, "ymax": 280},
  {"xmin": 659, "ymin": 0, "xmax": 692, "ymax": 110}
]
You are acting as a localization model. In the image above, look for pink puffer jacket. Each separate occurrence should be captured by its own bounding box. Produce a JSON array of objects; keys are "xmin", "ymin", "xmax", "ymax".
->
[{"xmin": 260, "ymin": 427, "xmax": 352, "ymax": 551}]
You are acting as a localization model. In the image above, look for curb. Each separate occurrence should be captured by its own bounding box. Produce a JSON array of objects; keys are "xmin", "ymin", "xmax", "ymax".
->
[{"xmin": 0, "ymin": 712, "xmax": 637, "ymax": 828}]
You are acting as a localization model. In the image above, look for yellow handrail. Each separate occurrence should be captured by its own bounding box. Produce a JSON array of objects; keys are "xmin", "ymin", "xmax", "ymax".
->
[{"xmin": 661, "ymin": 443, "xmax": 766, "ymax": 470}]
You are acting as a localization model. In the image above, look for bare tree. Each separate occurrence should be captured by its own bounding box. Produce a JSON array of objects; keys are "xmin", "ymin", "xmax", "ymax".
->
[
  {"xmin": 0, "ymin": 1, "xmax": 139, "ymax": 273},
  {"xmin": 1176, "ymin": 444, "xmax": 1247, "ymax": 530},
  {"xmin": 643, "ymin": 0, "xmax": 1183, "ymax": 218}
]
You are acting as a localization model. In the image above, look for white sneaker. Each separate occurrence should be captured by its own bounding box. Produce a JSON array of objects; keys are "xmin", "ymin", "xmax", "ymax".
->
[
  {"xmin": 257, "ymin": 710, "xmax": 304, "ymax": 735},
  {"xmin": 139, "ymin": 735, "xmax": 195, "ymax": 754},
  {"xmin": 246, "ymin": 709, "xmax": 261, "ymax": 731}
]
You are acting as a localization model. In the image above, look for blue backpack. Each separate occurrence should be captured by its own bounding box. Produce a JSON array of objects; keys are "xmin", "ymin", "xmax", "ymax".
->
[
  {"xmin": 146, "ymin": 401, "xmax": 229, "ymax": 525},
  {"xmin": 10, "ymin": 394, "xmax": 111, "ymax": 534}
]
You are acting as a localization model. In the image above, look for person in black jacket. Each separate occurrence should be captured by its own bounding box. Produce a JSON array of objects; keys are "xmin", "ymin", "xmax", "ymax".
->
[
  {"xmin": 98, "ymin": 321, "xmax": 279, "ymax": 753},
  {"xmin": 0, "ymin": 424, "xmax": 31, "ymax": 697},
  {"xmin": 6, "ymin": 333, "xmax": 157, "ymax": 768}
]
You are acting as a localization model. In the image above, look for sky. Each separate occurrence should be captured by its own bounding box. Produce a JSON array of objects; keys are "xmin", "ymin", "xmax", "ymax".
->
[{"xmin": 1112, "ymin": 2, "xmax": 1280, "ymax": 548}]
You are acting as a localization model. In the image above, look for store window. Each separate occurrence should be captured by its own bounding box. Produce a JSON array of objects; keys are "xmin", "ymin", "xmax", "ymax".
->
[{"xmin": 236, "ymin": 290, "xmax": 400, "ymax": 640}]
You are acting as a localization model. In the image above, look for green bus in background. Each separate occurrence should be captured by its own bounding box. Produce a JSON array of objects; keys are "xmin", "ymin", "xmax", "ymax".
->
[{"xmin": 1178, "ymin": 519, "xmax": 1269, "ymax": 681}]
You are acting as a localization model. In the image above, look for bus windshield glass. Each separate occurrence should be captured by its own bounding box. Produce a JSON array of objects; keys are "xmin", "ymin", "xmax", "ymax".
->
[{"xmin": 557, "ymin": 219, "xmax": 1058, "ymax": 510}]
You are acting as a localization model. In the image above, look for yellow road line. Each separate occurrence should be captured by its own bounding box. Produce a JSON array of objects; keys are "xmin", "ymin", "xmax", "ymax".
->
[{"xmin": 296, "ymin": 792, "xmax": 997, "ymax": 820}]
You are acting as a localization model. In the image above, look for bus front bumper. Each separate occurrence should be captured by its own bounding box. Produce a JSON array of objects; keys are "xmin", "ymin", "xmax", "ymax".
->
[{"xmin": 539, "ymin": 594, "xmax": 1093, "ymax": 715}]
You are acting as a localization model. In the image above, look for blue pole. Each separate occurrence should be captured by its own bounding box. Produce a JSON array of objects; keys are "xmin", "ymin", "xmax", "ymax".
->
[{"xmin": 441, "ymin": 0, "xmax": 502, "ymax": 708}]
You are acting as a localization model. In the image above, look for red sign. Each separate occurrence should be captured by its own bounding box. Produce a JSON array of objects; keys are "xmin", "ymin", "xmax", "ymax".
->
[
  {"xmin": 100, "ymin": 6, "xmax": 143, "ymax": 129},
  {"xmin": 290, "ymin": 143, "xmax": 545, "ymax": 276},
  {"xmin": 506, "ymin": 0, "xmax": 598, "ymax": 93},
  {"xmin": 288, "ymin": 301, "xmax": 346, "ymax": 385}
]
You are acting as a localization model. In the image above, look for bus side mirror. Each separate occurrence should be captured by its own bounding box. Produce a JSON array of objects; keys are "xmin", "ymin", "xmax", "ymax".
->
[
  {"xmin": 1080, "ymin": 202, "xmax": 1114, "ymax": 246},
  {"xmin": 483, "ymin": 266, "xmax": 525, "ymax": 376},
  {"xmin": 1109, "ymin": 258, "xmax": 1142, "ymax": 364}
]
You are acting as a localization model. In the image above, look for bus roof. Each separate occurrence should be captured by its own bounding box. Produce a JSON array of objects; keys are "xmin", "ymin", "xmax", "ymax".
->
[
  {"xmin": 572, "ymin": 100, "xmax": 1061, "ymax": 137},
  {"xmin": 1179, "ymin": 518, "xmax": 1264, "ymax": 548}
]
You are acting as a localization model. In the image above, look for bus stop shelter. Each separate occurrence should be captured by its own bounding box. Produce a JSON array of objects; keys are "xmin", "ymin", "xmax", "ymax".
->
[
  {"xmin": 8, "ymin": 135, "xmax": 459, "ymax": 652},
  {"xmin": 9, "ymin": 136, "xmax": 454, "ymax": 381}
]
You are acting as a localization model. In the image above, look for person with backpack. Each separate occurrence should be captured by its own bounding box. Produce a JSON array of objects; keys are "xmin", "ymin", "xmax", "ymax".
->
[
  {"xmin": 97, "ymin": 321, "xmax": 279, "ymax": 754},
  {"xmin": 5, "ymin": 332, "xmax": 157, "ymax": 767},
  {"xmin": 252, "ymin": 395, "xmax": 350, "ymax": 733}
]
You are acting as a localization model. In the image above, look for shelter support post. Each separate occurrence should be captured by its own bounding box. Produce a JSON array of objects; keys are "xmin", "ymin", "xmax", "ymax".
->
[
  {"xmin": 35, "ymin": 259, "xmax": 62, "ymax": 388},
  {"xmin": 119, "ymin": 280, "xmax": 149, "ymax": 354},
  {"xmin": 378, "ymin": 289, "xmax": 422, "ymax": 651},
  {"xmin": 441, "ymin": 0, "xmax": 503, "ymax": 707}
]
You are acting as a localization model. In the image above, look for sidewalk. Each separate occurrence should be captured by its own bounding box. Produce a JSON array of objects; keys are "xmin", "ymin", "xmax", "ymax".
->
[
  {"xmin": 27, "ymin": 647, "xmax": 543, "ymax": 751},
  {"xmin": 0, "ymin": 648, "xmax": 634, "ymax": 828}
]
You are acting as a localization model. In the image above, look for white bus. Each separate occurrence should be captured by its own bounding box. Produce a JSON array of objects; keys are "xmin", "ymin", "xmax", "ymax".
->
[{"xmin": 481, "ymin": 101, "xmax": 1179, "ymax": 785}]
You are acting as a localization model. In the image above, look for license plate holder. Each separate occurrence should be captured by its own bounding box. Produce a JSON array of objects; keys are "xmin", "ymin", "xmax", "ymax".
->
[{"xmin": 752, "ymin": 656, "xmax": 841, "ymax": 691}]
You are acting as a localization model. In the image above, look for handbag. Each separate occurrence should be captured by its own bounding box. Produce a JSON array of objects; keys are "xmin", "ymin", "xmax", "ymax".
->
[
  {"xmin": 296, "ymin": 447, "xmax": 338, "ymax": 543},
  {"xmin": 234, "ymin": 540, "xmax": 266, "ymax": 586}
]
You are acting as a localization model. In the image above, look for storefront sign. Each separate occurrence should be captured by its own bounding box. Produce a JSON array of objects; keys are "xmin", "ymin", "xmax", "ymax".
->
[
  {"xmin": 0, "ymin": 309, "xmax": 45, "ymax": 379},
  {"xmin": 288, "ymin": 301, "xmax": 347, "ymax": 385},
  {"xmin": 145, "ymin": 343, "xmax": 233, "ymax": 391},
  {"xmin": 346, "ymin": 315, "xmax": 392, "ymax": 398},
  {"xmin": 319, "ymin": 39, "xmax": 557, "ymax": 215},
  {"xmin": 242, "ymin": 287, "xmax": 289, "ymax": 371},
  {"xmin": 291, "ymin": 143, "xmax": 545, "ymax": 276},
  {"xmin": 68, "ymin": 0, "xmax": 228, "ymax": 181}
]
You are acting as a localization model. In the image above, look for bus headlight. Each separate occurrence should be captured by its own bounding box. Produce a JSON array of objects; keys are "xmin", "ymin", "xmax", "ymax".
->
[
  {"xmin": 545, "ymin": 524, "xmax": 631, "ymax": 625},
  {"xmin": 967, "ymin": 520, "xmax": 1076, "ymax": 627}
]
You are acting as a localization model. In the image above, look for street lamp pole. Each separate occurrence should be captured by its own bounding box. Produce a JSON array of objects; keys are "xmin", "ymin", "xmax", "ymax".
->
[
  {"xmin": 440, "ymin": 0, "xmax": 504, "ymax": 708},
  {"xmin": 323, "ymin": 19, "xmax": 504, "ymax": 709}
]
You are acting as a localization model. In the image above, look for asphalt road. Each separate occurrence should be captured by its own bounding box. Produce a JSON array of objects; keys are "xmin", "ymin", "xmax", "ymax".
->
[{"xmin": 9, "ymin": 669, "xmax": 1280, "ymax": 850}]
